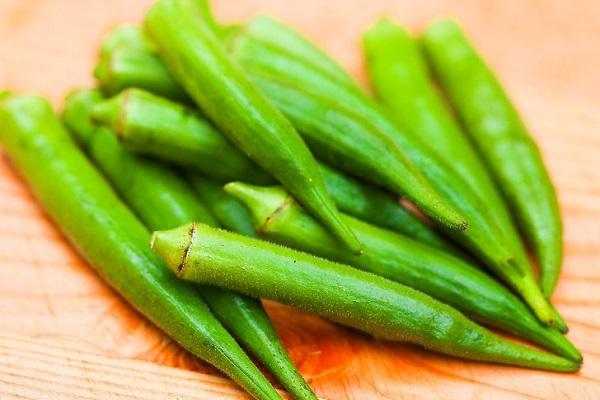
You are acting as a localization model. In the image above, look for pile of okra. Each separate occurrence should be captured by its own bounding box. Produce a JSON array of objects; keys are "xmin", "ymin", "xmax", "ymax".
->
[{"xmin": 0, "ymin": 0, "xmax": 582, "ymax": 399}]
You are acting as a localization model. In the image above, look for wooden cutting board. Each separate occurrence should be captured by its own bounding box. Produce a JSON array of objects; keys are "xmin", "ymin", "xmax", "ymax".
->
[{"xmin": 1, "ymin": 0, "xmax": 599, "ymax": 399}]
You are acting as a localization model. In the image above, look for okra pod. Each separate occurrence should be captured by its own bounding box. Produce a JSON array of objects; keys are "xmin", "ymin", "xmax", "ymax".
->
[
  {"xmin": 237, "ymin": 16, "xmax": 356, "ymax": 87},
  {"xmin": 151, "ymin": 222, "xmax": 579, "ymax": 372},
  {"xmin": 98, "ymin": 24, "xmax": 157, "ymax": 58},
  {"xmin": 94, "ymin": 49, "xmax": 189, "ymax": 101},
  {"xmin": 90, "ymin": 89, "xmax": 272, "ymax": 184},
  {"xmin": 422, "ymin": 20, "xmax": 563, "ymax": 298},
  {"xmin": 230, "ymin": 28, "xmax": 559, "ymax": 326},
  {"xmin": 0, "ymin": 94, "xmax": 281, "ymax": 400},
  {"xmin": 226, "ymin": 183, "xmax": 581, "ymax": 362},
  {"xmin": 145, "ymin": 0, "xmax": 362, "ymax": 254},
  {"xmin": 92, "ymin": 88, "xmax": 457, "ymax": 252},
  {"xmin": 363, "ymin": 19, "xmax": 568, "ymax": 332}
]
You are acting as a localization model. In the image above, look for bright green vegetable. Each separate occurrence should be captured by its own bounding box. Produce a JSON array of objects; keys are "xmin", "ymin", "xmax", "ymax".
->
[
  {"xmin": 145, "ymin": 0, "xmax": 363, "ymax": 254},
  {"xmin": 422, "ymin": 20, "xmax": 563, "ymax": 298},
  {"xmin": 91, "ymin": 89, "xmax": 272, "ymax": 184},
  {"xmin": 363, "ymin": 19, "xmax": 568, "ymax": 331},
  {"xmin": 92, "ymin": 88, "xmax": 458, "ymax": 253},
  {"xmin": 63, "ymin": 89, "xmax": 316, "ymax": 400},
  {"xmin": 237, "ymin": 16, "xmax": 355, "ymax": 87},
  {"xmin": 94, "ymin": 49, "xmax": 189, "ymax": 101},
  {"xmin": 0, "ymin": 94, "xmax": 281, "ymax": 400},
  {"xmin": 187, "ymin": 174, "xmax": 257, "ymax": 238},
  {"xmin": 151, "ymin": 222, "xmax": 580, "ymax": 372},
  {"xmin": 98, "ymin": 24, "xmax": 157, "ymax": 58},
  {"xmin": 229, "ymin": 26, "xmax": 560, "ymax": 327},
  {"xmin": 225, "ymin": 182, "xmax": 581, "ymax": 362}
]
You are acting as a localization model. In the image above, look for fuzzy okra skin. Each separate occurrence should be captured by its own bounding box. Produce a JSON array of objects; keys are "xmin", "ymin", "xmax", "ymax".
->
[
  {"xmin": 0, "ymin": 94, "xmax": 281, "ymax": 400},
  {"xmin": 92, "ymin": 88, "xmax": 457, "ymax": 253},
  {"xmin": 230, "ymin": 29, "xmax": 563, "ymax": 327},
  {"xmin": 145, "ymin": 0, "xmax": 362, "ymax": 254},
  {"xmin": 90, "ymin": 89, "xmax": 272, "ymax": 184},
  {"xmin": 151, "ymin": 222, "xmax": 579, "ymax": 372},
  {"xmin": 63, "ymin": 89, "xmax": 317, "ymax": 400},
  {"xmin": 422, "ymin": 20, "xmax": 563, "ymax": 298},
  {"xmin": 226, "ymin": 183, "xmax": 581, "ymax": 362}
]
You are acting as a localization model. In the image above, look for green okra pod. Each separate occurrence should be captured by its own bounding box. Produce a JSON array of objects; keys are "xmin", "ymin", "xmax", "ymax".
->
[
  {"xmin": 362, "ymin": 19, "xmax": 568, "ymax": 332},
  {"xmin": 90, "ymin": 89, "xmax": 272, "ymax": 184},
  {"xmin": 225, "ymin": 182, "xmax": 581, "ymax": 362},
  {"xmin": 238, "ymin": 16, "xmax": 356, "ymax": 87},
  {"xmin": 98, "ymin": 24, "xmax": 157, "ymax": 58},
  {"xmin": 229, "ymin": 27, "xmax": 561, "ymax": 327},
  {"xmin": 151, "ymin": 222, "xmax": 580, "ymax": 372},
  {"xmin": 63, "ymin": 89, "xmax": 317, "ymax": 400},
  {"xmin": 0, "ymin": 94, "xmax": 281, "ymax": 400},
  {"xmin": 187, "ymin": 174, "xmax": 257, "ymax": 238},
  {"xmin": 422, "ymin": 20, "xmax": 563, "ymax": 298},
  {"xmin": 92, "ymin": 88, "xmax": 457, "ymax": 253},
  {"xmin": 94, "ymin": 49, "xmax": 189, "ymax": 101},
  {"xmin": 145, "ymin": 0, "xmax": 362, "ymax": 254}
]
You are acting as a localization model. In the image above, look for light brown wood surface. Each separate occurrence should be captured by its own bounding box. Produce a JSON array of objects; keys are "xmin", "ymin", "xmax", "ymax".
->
[{"xmin": 1, "ymin": 0, "xmax": 599, "ymax": 399}]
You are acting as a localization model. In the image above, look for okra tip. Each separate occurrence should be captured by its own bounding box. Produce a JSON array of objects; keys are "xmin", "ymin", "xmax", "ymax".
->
[
  {"xmin": 223, "ymin": 182, "xmax": 286, "ymax": 233},
  {"xmin": 422, "ymin": 19, "xmax": 463, "ymax": 43},
  {"xmin": 225, "ymin": 182, "xmax": 364, "ymax": 254},
  {"xmin": 150, "ymin": 223, "xmax": 196, "ymax": 277},
  {"xmin": 90, "ymin": 90, "xmax": 128, "ymax": 132}
]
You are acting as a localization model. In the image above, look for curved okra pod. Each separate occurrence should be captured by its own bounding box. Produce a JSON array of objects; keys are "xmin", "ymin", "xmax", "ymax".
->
[
  {"xmin": 151, "ymin": 222, "xmax": 580, "ymax": 372},
  {"xmin": 145, "ymin": 0, "xmax": 362, "ymax": 254},
  {"xmin": 225, "ymin": 183, "xmax": 581, "ymax": 362},
  {"xmin": 187, "ymin": 174, "xmax": 257, "ymax": 237},
  {"xmin": 91, "ymin": 88, "xmax": 457, "ymax": 253},
  {"xmin": 363, "ymin": 19, "xmax": 568, "ymax": 332},
  {"xmin": 0, "ymin": 94, "xmax": 281, "ymax": 400},
  {"xmin": 229, "ymin": 29, "xmax": 561, "ymax": 327},
  {"xmin": 63, "ymin": 89, "xmax": 317, "ymax": 400},
  {"xmin": 90, "ymin": 89, "xmax": 272, "ymax": 184},
  {"xmin": 422, "ymin": 20, "xmax": 563, "ymax": 298}
]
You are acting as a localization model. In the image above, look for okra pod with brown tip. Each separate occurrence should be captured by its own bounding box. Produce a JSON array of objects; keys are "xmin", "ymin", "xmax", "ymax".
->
[
  {"xmin": 63, "ymin": 89, "xmax": 317, "ymax": 400},
  {"xmin": 0, "ymin": 94, "xmax": 281, "ymax": 400},
  {"xmin": 145, "ymin": 0, "xmax": 362, "ymax": 254},
  {"xmin": 151, "ymin": 222, "xmax": 580, "ymax": 372},
  {"xmin": 225, "ymin": 182, "xmax": 581, "ymax": 362},
  {"xmin": 90, "ymin": 89, "xmax": 272, "ymax": 184}
]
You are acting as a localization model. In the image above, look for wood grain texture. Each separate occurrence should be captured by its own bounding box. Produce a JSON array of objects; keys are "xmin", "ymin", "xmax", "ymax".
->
[{"xmin": 0, "ymin": 0, "xmax": 599, "ymax": 399}]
